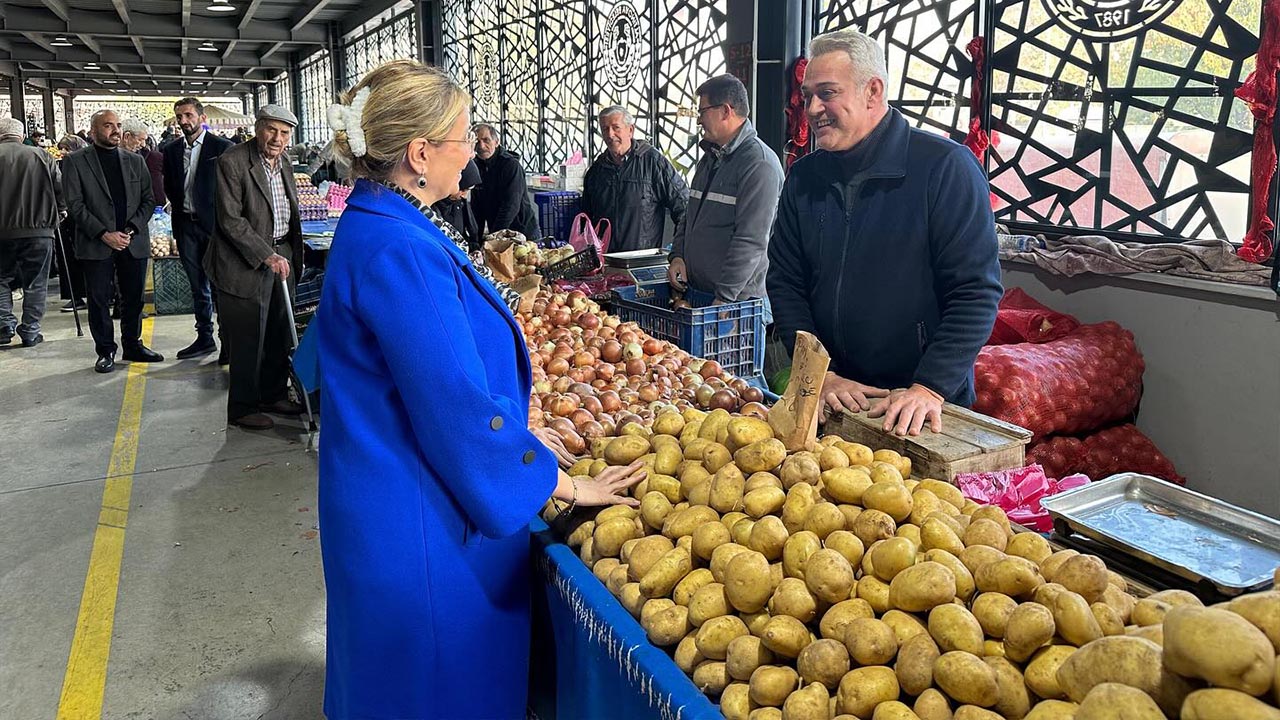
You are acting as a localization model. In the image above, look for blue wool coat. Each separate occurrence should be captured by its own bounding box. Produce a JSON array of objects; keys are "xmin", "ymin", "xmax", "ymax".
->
[{"xmin": 314, "ymin": 179, "xmax": 557, "ymax": 719}]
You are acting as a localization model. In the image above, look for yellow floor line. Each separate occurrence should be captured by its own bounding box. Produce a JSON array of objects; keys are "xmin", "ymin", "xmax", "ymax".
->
[{"xmin": 56, "ymin": 318, "xmax": 155, "ymax": 720}]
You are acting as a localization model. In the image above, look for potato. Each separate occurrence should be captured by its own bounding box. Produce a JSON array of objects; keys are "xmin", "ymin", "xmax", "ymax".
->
[
  {"xmin": 1024, "ymin": 700, "xmax": 1078, "ymax": 720},
  {"xmin": 752, "ymin": 709, "xmax": 784, "ymax": 720},
  {"xmin": 836, "ymin": 441, "xmax": 873, "ymax": 467},
  {"xmin": 1163, "ymin": 605, "xmax": 1276, "ymax": 696},
  {"xmin": 603, "ymin": 434, "xmax": 651, "ymax": 465},
  {"xmin": 593, "ymin": 517, "xmax": 641, "ymax": 558},
  {"xmin": 913, "ymin": 689, "xmax": 952, "ymax": 720},
  {"xmin": 1004, "ymin": 601, "xmax": 1056, "ymax": 663},
  {"xmin": 727, "ymin": 416, "xmax": 775, "ymax": 451},
  {"xmin": 924, "ymin": 549, "xmax": 976, "ymax": 602},
  {"xmin": 782, "ymin": 531, "xmax": 823, "ymax": 580},
  {"xmin": 606, "ymin": 563, "xmax": 631, "ymax": 595},
  {"xmin": 743, "ymin": 609, "xmax": 772, "ymax": 638},
  {"xmin": 744, "ymin": 486, "xmax": 788, "ymax": 519},
  {"xmin": 640, "ymin": 546, "xmax": 692, "ymax": 598},
  {"xmin": 844, "ymin": 617, "xmax": 900, "ymax": 666},
  {"xmin": 1006, "ymin": 532, "xmax": 1053, "ymax": 565},
  {"xmin": 870, "ymin": 537, "xmax": 918, "ymax": 582},
  {"xmin": 1054, "ymin": 555, "xmax": 1109, "ymax": 604},
  {"xmin": 700, "ymin": 409, "xmax": 732, "ymax": 442},
  {"xmin": 746, "ymin": 471, "xmax": 784, "ymax": 493},
  {"xmin": 972, "ymin": 593, "xmax": 1018, "ymax": 639},
  {"xmin": 690, "ymin": 582, "xmax": 732, "ymax": 626},
  {"xmin": 1125, "ymin": 624, "xmax": 1163, "ymax": 646},
  {"xmin": 929, "ymin": 604, "xmax": 985, "ymax": 655},
  {"xmin": 698, "ymin": 615, "xmax": 751, "ymax": 660},
  {"xmin": 825, "ymin": 531, "xmax": 866, "ymax": 568},
  {"xmin": 728, "ymin": 634, "xmax": 777, "ymax": 681},
  {"xmin": 693, "ymin": 660, "xmax": 731, "ymax": 697},
  {"xmin": 820, "ymin": 598, "xmax": 875, "ymax": 641},
  {"xmin": 870, "ymin": 462, "xmax": 904, "ymax": 485},
  {"xmin": 921, "ymin": 517, "xmax": 966, "ymax": 556},
  {"xmin": 864, "ymin": 482, "xmax": 914, "ymax": 523},
  {"xmin": 1090, "ymin": 602, "xmax": 1124, "ymax": 637},
  {"xmin": 806, "ymin": 549, "xmax": 856, "ymax": 604},
  {"xmin": 643, "ymin": 603, "xmax": 691, "ymax": 646},
  {"xmin": 734, "ymin": 518, "xmax": 758, "ymax": 546},
  {"xmin": 762, "ymin": 615, "xmax": 813, "ymax": 659},
  {"xmin": 664, "ymin": 505, "xmax": 721, "ymax": 539},
  {"xmin": 918, "ymin": 479, "xmax": 965, "ymax": 510},
  {"xmin": 783, "ymin": 682, "xmax": 831, "ymax": 720},
  {"xmin": 676, "ymin": 632, "xmax": 706, "ymax": 674},
  {"xmin": 1023, "ymin": 645, "xmax": 1077, "ymax": 700},
  {"xmin": 852, "ymin": 509, "xmax": 897, "ymax": 547},
  {"xmin": 567, "ymin": 519, "xmax": 596, "ymax": 549},
  {"xmin": 836, "ymin": 666, "xmax": 900, "ymax": 719},
  {"xmin": 985, "ymin": 656, "xmax": 1032, "ymax": 719},
  {"xmin": 1053, "ymin": 591, "xmax": 1104, "ymax": 647},
  {"xmin": 982, "ymin": 640, "xmax": 1005, "ymax": 658},
  {"xmin": 710, "ymin": 463, "xmax": 748, "ymax": 514},
  {"xmin": 959, "ymin": 546, "xmax": 1007, "ymax": 577},
  {"xmin": 1180, "ymin": 688, "xmax": 1280, "ymax": 720},
  {"xmin": 798, "ymin": 638, "xmax": 851, "ymax": 690},
  {"xmin": 781, "ymin": 452, "xmax": 822, "ymax": 489},
  {"xmin": 1037, "ymin": 550, "xmax": 1079, "ymax": 580},
  {"xmin": 1148, "ymin": 588, "xmax": 1202, "ymax": 606},
  {"xmin": 802, "ymin": 502, "xmax": 845, "ymax": 541},
  {"xmin": 882, "ymin": 610, "xmax": 930, "ymax": 646},
  {"xmin": 751, "ymin": 665, "xmax": 801, "ymax": 707},
  {"xmin": 671, "ymin": 567, "xmax": 713, "ymax": 606},
  {"xmin": 895, "ymin": 632, "xmax": 941, "ymax": 696},
  {"xmin": 858, "ymin": 576, "xmax": 893, "ymax": 614},
  {"xmin": 783, "ymin": 483, "xmax": 821, "ymax": 534},
  {"xmin": 1130, "ymin": 598, "xmax": 1171, "ymax": 627},
  {"xmin": 871, "ymin": 700, "xmax": 919, "ymax": 720},
  {"xmin": 738, "ymin": 438, "xmax": 789, "ymax": 475},
  {"xmin": 685, "ymin": 521, "xmax": 729, "ymax": 562},
  {"xmin": 1056, "ymin": 635, "xmax": 1193, "ymax": 716},
  {"xmin": 726, "ymin": 551, "xmax": 778, "ymax": 613},
  {"xmin": 620, "ymin": 582, "xmax": 646, "ymax": 617},
  {"xmin": 1075, "ymin": 682, "xmax": 1162, "ymax": 719},
  {"xmin": 896, "ymin": 524, "xmax": 922, "ymax": 547},
  {"xmin": 749, "ymin": 516, "xmax": 791, "ymax": 562},
  {"xmin": 681, "ymin": 462, "xmax": 713, "ymax": 494},
  {"xmin": 1099, "ymin": 585, "xmax": 1136, "ymax": 625},
  {"xmin": 934, "ymin": 651, "xmax": 998, "ymax": 707},
  {"xmin": 819, "ymin": 445, "xmax": 851, "ymax": 471},
  {"xmin": 963, "ymin": 519, "xmax": 1008, "ymax": 552},
  {"xmin": 975, "ymin": 557, "xmax": 1043, "ymax": 599},
  {"xmin": 908, "ymin": 489, "xmax": 944, "ymax": 528},
  {"xmin": 887, "ymin": 561, "xmax": 957, "ymax": 612},
  {"xmin": 626, "ymin": 535, "xmax": 674, "ymax": 581},
  {"xmin": 823, "ymin": 467, "xmax": 875, "ymax": 505},
  {"xmin": 638, "ymin": 492, "xmax": 673, "ymax": 531},
  {"xmin": 711, "ymin": 542, "xmax": 751, "ymax": 582},
  {"xmin": 771, "ymin": 578, "xmax": 820, "ymax": 623},
  {"xmin": 722, "ymin": 682, "xmax": 755, "ymax": 720},
  {"xmin": 951, "ymin": 708, "xmax": 1001, "ymax": 720},
  {"xmin": 1228, "ymin": 591, "xmax": 1280, "ymax": 653}
]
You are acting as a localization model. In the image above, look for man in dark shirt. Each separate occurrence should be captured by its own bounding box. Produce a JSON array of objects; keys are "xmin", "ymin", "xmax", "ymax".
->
[
  {"xmin": 62, "ymin": 109, "xmax": 161, "ymax": 372},
  {"xmin": 470, "ymin": 124, "xmax": 540, "ymax": 240}
]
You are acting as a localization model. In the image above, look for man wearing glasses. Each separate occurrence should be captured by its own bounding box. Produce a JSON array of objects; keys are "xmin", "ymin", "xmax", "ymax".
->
[
  {"xmin": 669, "ymin": 74, "xmax": 784, "ymax": 323},
  {"xmin": 470, "ymin": 124, "xmax": 540, "ymax": 241}
]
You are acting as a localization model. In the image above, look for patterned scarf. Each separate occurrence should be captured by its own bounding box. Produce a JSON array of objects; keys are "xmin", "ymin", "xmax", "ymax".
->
[{"xmin": 383, "ymin": 181, "xmax": 523, "ymax": 312}]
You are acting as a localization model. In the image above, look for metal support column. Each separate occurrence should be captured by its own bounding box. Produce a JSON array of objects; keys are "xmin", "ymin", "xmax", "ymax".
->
[
  {"xmin": 64, "ymin": 92, "xmax": 76, "ymax": 136},
  {"xmin": 42, "ymin": 85, "xmax": 56, "ymax": 137}
]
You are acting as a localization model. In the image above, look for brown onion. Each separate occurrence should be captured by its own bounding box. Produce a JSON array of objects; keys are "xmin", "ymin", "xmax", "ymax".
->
[
  {"xmin": 739, "ymin": 401, "xmax": 769, "ymax": 419},
  {"xmin": 709, "ymin": 388, "xmax": 738, "ymax": 411}
]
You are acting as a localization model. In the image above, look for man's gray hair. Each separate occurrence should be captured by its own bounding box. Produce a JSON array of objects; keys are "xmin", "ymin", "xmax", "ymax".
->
[
  {"xmin": 122, "ymin": 118, "xmax": 151, "ymax": 136},
  {"xmin": 0, "ymin": 116, "xmax": 24, "ymax": 139},
  {"xmin": 809, "ymin": 29, "xmax": 889, "ymax": 86},
  {"xmin": 598, "ymin": 105, "xmax": 635, "ymax": 126},
  {"xmin": 473, "ymin": 122, "xmax": 500, "ymax": 143}
]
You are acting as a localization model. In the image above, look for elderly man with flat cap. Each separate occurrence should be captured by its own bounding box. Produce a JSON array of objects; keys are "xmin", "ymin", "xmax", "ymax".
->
[{"xmin": 207, "ymin": 104, "xmax": 305, "ymax": 431}]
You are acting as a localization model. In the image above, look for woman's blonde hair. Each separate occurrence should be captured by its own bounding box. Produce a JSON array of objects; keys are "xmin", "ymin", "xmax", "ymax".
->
[{"xmin": 333, "ymin": 60, "xmax": 471, "ymax": 182}]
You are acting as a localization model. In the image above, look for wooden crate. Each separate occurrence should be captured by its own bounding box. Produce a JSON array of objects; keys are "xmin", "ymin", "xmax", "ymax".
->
[{"xmin": 825, "ymin": 404, "xmax": 1032, "ymax": 483}]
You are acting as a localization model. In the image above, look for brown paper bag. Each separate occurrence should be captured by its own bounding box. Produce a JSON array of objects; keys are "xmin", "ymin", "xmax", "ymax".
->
[
  {"xmin": 511, "ymin": 274, "xmax": 542, "ymax": 315},
  {"xmin": 483, "ymin": 237, "xmax": 518, "ymax": 284},
  {"xmin": 768, "ymin": 331, "xmax": 831, "ymax": 452}
]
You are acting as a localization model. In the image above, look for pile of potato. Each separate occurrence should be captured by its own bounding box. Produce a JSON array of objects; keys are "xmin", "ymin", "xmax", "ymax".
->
[{"xmin": 557, "ymin": 406, "xmax": 1280, "ymax": 720}]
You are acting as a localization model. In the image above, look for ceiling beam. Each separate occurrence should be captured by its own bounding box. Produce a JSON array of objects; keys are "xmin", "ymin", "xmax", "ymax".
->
[
  {"xmin": 291, "ymin": 0, "xmax": 335, "ymax": 33},
  {"xmin": 1, "ymin": 41, "xmax": 289, "ymax": 69},
  {"xmin": 0, "ymin": 6, "xmax": 329, "ymax": 44},
  {"xmin": 23, "ymin": 33, "xmax": 57, "ymax": 55},
  {"xmin": 260, "ymin": 42, "xmax": 284, "ymax": 62},
  {"xmin": 77, "ymin": 33, "xmax": 100, "ymax": 56},
  {"xmin": 338, "ymin": 0, "xmax": 403, "ymax": 35},
  {"xmin": 221, "ymin": 39, "xmax": 237, "ymax": 60},
  {"xmin": 238, "ymin": 0, "xmax": 265, "ymax": 31},
  {"xmin": 38, "ymin": 0, "xmax": 70, "ymax": 24},
  {"xmin": 108, "ymin": 0, "xmax": 130, "ymax": 27},
  {"xmin": 130, "ymin": 35, "xmax": 145, "ymax": 60},
  {"xmin": 181, "ymin": 0, "xmax": 191, "ymax": 29}
]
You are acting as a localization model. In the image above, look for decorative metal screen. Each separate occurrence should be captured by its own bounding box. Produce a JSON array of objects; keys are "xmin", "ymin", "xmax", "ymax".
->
[
  {"xmin": 54, "ymin": 95, "xmax": 67, "ymax": 139},
  {"xmin": 274, "ymin": 73, "xmax": 293, "ymax": 116},
  {"xmin": 343, "ymin": 11, "xmax": 418, "ymax": 90},
  {"xmin": 255, "ymin": 84, "xmax": 269, "ymax": 112},
  {"xmin": 589, "ymin": 0, "xmax": 655, "ymax": 151},
  {"xmin": 656, "ymin": 0, "xmax": 729, "ymax": 176},
  {"xmin": 501, "ymin": 0, "xmax": 542, "ymax": 164},
  {"xmin": 298, "ymin": 50, "xmax": 333, "ymax": 145},
  {"xmin": 539, "ymin": 0, "xmax": 591, "ymax": 172},
  {"xmin": 814, "ymin": 0, "xmax": 1261, "ymax": 243}
]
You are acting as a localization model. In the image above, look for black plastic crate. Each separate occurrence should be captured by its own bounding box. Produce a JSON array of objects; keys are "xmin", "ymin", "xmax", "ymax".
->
[
  {"xmin": 611, "ymin": 283, "xmax": 765, "ymax": 380},
  {"xmin": 541, "ymin": 245, "xmax": 600, "ymax": 281}
]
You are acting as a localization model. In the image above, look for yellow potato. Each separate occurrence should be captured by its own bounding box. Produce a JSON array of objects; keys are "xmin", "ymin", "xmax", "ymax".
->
[
  {"xmin": 929, "ymin": 604, "xmax": 985, "ymax": 655},
  {"xmin": 797, "ymin": 638, "xmax": 851, "ymax": 690},
  {"xmin": 593, "ymin": 517, "xmax": 640, "ymax": 558},
  {"xmin": 974, "ymin": 556, "xmax": 1043, "ymax": 599},
  {"xmin": 750, "ymin": 665, "xmax": 801, "ymax": 707},
  {"xmin": 1006, "ymin": 532, "xmax": 1053, "ymax": 565},
  {"xmin": 887, "ymin": 561, "xmax": 957, "ymax": 612},
  {"xmin": 871, "ymin": 700, "xmax": 920, "ymax": 720},
  {"xmin": 959, "ymin": 545, "xmax": 1007, "ymax": 577},
  {"xmin": 689, "ymin": 582, "xmax": 732, "ymax": 626},
  {"xmin": 736, "ymin": 438, "xmax": 789, "ymax": 475},
  {"xmin": 852, "ymin": 509, "xmax": 897, "ymax": 548},
  {"xmin": 1037, "ymin": 549, "xmax": 1079, "ymax": 581},
  {"xmin": 1125, "ymin": 624, "xmax": 1163, "ymax": 646},
  {"xmin": 675, "ymin": 633, "xmax": 705, "ymax": 674},
  {"xmin": 1023, "ymin": 645, "xmax": 1076, "ymax": 700},
  {"xmin": 921, "ymin": 517, "xmax": 966, "ymax": 556},
  {"xmin": 727, "ymin": 634, "xmax": 776, "ymax": 682},
  {"xmin": 780, "ymin": 452, "xmax": 822, "ymax": 489},
  {"xmin": 805, "ymin": 502, "xmax": 849, "ymax": 541},
  {"xmin": 1055, "ymin": 555, "xmax": 1110, "ymax": 604},
  {"xmin": 750, "ymin": 516, "xmax": 791, "ymax": 562},
  {"xmin": 971, "ymin": 592, "xmax": 1018, "ymax": 639},
  {"xmin": 619, "ymin": 582, "xmax": 646, "ymax": 617},
  {"xmin": 642, "ymin": 603, "xmax": 691, "ymax": 646},
  {"xmin": 985, "ymin": 656, "xmax": 1032, "ymax": 719},
  {"xmin": 870, "ymin": 462, "xmax": 904, "ymax": 485},
  {"xmin": 840, "ymin": 442, "xmax": 875, "ymax": 467},
  {"xmin": 805, "ymin": 549, "xmax": 857, "ymax": 604},
  {"xmin": 782, "ymin": 682, "xmax": 830, "ymax": 720},
  {"xmin": 726, "ymin": 416, "xmax": 775, "ymax": 452},
  {"xmin": 963, "ymin": 519, "xmax": 1008, "ymax": 551},
  {"xmin": 1024, "ymin": 700, "xmax": 1079, "ymax": 720},
  {"xmin": 721, "ymin": 683, "xmax": 753, "ymax": 720},
  {"xmin": 894, "ymin": 632, "xmax": 941, "ymax": 696},
  {"xmin": 917, "ymin": 479, "xmax": 965, "ymax": 510},
  {"xmin": 1056, "ymin": 635, "xmax": 1193, "ymax": 716},
  {"xmin": 870, "ymin": 536, "xmax": 918, "ymax": 582},
  {"xmin": 606, "ymin": 563, "xmax": 630, "ymax": 595},
  {"xmin": 820, "ymin": 599, "xmax": 876, "ymax": 641},
  {"xmin": 1228, "ymin": 591, "xmax": 1280, "ymax": 653},
  {"xmin": 745, "ymin": 486, "xmax": 789, "ymax": 519},
  {"xmin": 1004, "ymin": 601, "xmax": 1055, "ymax": 663},
  {"xmin": 863, "ymin": 482, "xmax": 914, "ymax": 523},
  {"xmin": 858, "ymin": 575, "xmax": 892, "ymax": 614},
  {"xmin": 781, "ymin": 530, "xmax": 823, "ymax": 580},
  {"xmin": 933, "ymin": 651, "xmax": 999, "ymax": 707},
  {"xmin": 836, "ymin": 666, "xmax": 900, "ymax": 719},
  {"xmin": 1075, "ymin": 682, "xmax": 1163, "ymax": 719},
  {"xmin": 693, "ymin": 660, "xmax": 731, "ymax": 697},
  {"xmin": 1163, "ymin": 605, "xmax": 1276, "ymax": 697},
  {"xmin": 770, "ymin": 578, "xmax": 820, "ymax": 624},
  {"xmin": 1053, "ymin": 590, "xmax": 1104, "ymax": 647},
  {"xmin": 697, "ymin": 615, "xmax": 751, "ymax": 660},
  {"xmin": 952, "ymin": 707, "xmax": 1002, "ymax": 720},
  {"xmin": 710, "ymin": 542, "xmax": 751, "ymax": 583},
  {"xmin": 1180, "ymin": 687, "xmax": 1280, "ymax": 720},
  {"xmin": 639, "ymin": 546, "xmax": 692, "ymax": 598},
  {"xmin": 1101, "ymin": 584, "xmax": 1136, "ymax": 624},
  {"xmin": 924, "ymin": 549, "xmax": 976, "ymax": 602},
  {"xmin": 604, "ymin": 434, "xmax": 651, "ymax": 465},
  {"xmin": 782, "ymin": 483, "xmax": 820, "ymax": 534},
  {"xmin": 673, "ymin": 567, "xmax": 715, "ymax": 606},
  {"xmin": 663, "ymin": 504, "xmax": 721, "ymax": 539},
  {"xmin": 908, "ymin": 489, "xmax": 944, "ymax": 528},
  {"xmin": 820, "ymin": 445, "xmax": 852, "ymax": 471},
  {"xmin": 844, "ymin": 617, "xmax": 899, "ymax": 666},
  {"xmin": 710, "ymin": 463, "xmax": 748, "ymax": 514},
  {"xmin": 913, "ymin": 689, "xmax": 952, "ymax": 720},
  {"xmin": 882, "ymin": 610, "xmax": 930, "ymax": 646},
  {"xmin": 824, "ymin": 531, "xmax": 866, "ymax": 568},
  {"xmin": 725, "ymin": 550, "xmax": 777, "ymax": 613},
  {"xmin": 733, "ymin": 517, "xmax": 757, "ymax": 547}
]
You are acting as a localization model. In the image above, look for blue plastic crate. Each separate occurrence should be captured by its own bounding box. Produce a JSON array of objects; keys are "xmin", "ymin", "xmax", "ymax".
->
[
  {"xmin": 611, "ymin": 283, "xmax": 765, "ymax": 380},
  {"xmin": 535, "ymin": 191, "xmax": 581, "ymax": 245}
]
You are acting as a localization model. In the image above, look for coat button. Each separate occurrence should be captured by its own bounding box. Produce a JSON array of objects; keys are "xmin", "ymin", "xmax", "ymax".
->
[
  {"xmin": 522, "ymin": 450, "xmax": 536, "ymax": 465},
  {"xmin": 490, "ymin": 416, "xmax": 504, "ymax": 431}
]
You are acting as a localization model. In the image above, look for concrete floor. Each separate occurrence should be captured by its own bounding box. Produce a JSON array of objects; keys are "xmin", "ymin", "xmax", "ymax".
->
[{"xmin": 0, "ymin": 293, "xmax": 327, "ymax": 719}]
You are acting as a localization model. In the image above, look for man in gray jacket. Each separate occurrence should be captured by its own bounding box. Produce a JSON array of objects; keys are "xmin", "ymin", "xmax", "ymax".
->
[
  {"xmin": 669, "ymin": 75, "xmax": 784, "ymax": 321},
  {"xmin": 0, "ymin": 117, "xmax": 63, "ymax": 347}
]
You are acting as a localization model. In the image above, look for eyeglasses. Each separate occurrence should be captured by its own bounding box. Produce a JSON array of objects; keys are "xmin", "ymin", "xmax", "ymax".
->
[
  {"xmin": 428, "ymin": 130, "xmax": 477, "ymax": 145},
  {"xmin": 697, "ymin": 103, "xmax": 726, "ymax": 118}
]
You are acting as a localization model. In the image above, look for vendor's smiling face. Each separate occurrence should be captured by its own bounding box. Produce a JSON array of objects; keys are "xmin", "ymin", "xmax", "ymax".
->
[{"xmin": 802, "ymin": 51, "xmax": 887, "ymax": 153}]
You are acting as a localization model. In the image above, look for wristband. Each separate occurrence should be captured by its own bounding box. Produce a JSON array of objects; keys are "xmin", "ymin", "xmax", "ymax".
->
[{"xmin": 565, "ymin": 476, "xmax": 580, "ymax": 516}]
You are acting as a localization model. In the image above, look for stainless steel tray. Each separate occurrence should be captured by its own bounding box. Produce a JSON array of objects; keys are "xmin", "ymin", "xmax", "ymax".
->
[
  {"xmin": 603, "ymin": 249, "xmax": 668, "ymax": 269},
  {"xmin": 1042, "ymin": 473, "xmax": 1280, "ymax": 595}
]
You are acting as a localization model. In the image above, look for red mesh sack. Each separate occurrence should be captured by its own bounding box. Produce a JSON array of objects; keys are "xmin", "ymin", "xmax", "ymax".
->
[
  {"xmin": 974, "ymin": 322, "xmax": 1144, "ymax": 440},
  {"xmin": 987, "ymin": 288, "xmax": 1081, "ymax": 345},
  {"xmin": 1027, "ymin": 424, "xmax": 1184, "ymax": 485}
]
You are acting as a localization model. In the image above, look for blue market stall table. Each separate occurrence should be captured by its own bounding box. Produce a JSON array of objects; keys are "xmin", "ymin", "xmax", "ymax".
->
[{"xmin": 528, "ymin": 518, "xmax": 721, "ymax": 720}]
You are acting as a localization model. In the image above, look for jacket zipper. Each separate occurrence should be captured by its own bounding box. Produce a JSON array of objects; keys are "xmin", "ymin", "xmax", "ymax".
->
[
  {"xmin": 832, "ymin": 182, "xmax": 862, "ymax": 359},
  {"xmin": 917, "ymin": 322, "xmax": 928, "ymax": 353}
]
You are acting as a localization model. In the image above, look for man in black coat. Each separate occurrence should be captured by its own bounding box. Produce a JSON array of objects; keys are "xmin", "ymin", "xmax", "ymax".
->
[
  {"xmin": 164, "ymin": 97, "xmax": 234, "ymax": 360},
  {"xmin": 471, "ymin": 124, "xmax": 540, "ymax": 241},
  {"xmin": 62, "ymin": 109, "xmax": 162, "ymax": 373}
]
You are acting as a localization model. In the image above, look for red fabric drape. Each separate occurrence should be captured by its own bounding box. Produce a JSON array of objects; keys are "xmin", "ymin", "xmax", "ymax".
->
[
  {"xmin": 1235, "ymin": 0, "xmax": 1280, "ymax": 263},
  {"xmin": 964, "ymin": 36, "xmax": 1000, "ymax": 209},
  {"xmin": 785, "ymin": 57, "xmax": 811, "ymax": 171}
]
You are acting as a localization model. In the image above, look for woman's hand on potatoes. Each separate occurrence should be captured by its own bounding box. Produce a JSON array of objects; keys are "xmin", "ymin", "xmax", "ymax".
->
[
  {"xmin": 578, "ymin": 461, "xmax": 648, "ymax": 507},
  {"xmin": 533, "ymin": 427, "xmax": 577, "ymax": 469}
]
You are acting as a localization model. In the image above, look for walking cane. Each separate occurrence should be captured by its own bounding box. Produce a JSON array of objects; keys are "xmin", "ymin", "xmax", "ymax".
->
[
  {"xmin": 278, "ymin": 275, "xmax": 317, "ymax": 450},
  {"xmin": 52, "ymin": 221, "xmax": 84, "ymax": 337}
]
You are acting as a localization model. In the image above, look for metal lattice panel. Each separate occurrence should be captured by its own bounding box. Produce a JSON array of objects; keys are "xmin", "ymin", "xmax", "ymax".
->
[
  {"xmin": 815, "ymin": 0, "xmax": 977, "ymax": 141},
  {"xmin": 343, "ymin": 12, "xmax": 419, "ymax": 91},
  {"xmin": 299, "ymin": 50, "xmax": 333, "ymax": 145},
  {"xmin": 540, "ymin": 0, "xmax": 591, "ymax": 171},
  {"xmin": 589, "ymin": 0, "xmax": 654, "ymax": 152},
  {"xmin": 655, "ymin": 0, "xmax": 728, "ymax": 176},
  {"xmin": 502, "ymin": 0, "xmax": 542, "ymax": 166},
  {"xmin": 987, "ymin": 0, "xmax": 1259, "ymax": 240},
  {"xmin": 441, "ymin": 0, "xmax": 471, "ymax": 88},
  {"xmin": 467, "ymin": 3, "xmax": 504, "ymax": 130}
]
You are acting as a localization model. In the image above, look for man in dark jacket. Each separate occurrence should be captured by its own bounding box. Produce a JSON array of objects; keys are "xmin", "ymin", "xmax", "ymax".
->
[
  {"xmin": 670, "ymin": 75, "xmax": 784, "ymax": 322},
  {"xmin": 0, "ymin": 117, "xmax": 63, "ymax": 347},
  {"xmin": 471, "ymin": 124, "xmax": 540, "ymax": 240},
  {"xmin": 122, "ymin": 119, "xmax": 165, "ymax": 207},
  {"xmin": 581, "ymin": 106, "xmax": 688, "ymax": 252},
  {"xmin": 767, "ymin": 29, "xmax": 1002, "ymax": 437},
  {"xmin": 164, "ymin": 97, "xmax": 234, "ymax": 360}
]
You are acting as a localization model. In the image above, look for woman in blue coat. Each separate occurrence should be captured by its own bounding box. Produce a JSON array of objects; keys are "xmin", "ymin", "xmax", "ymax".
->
[{"xmin": 314, "ymin": 61, "xmax": 646, "ymax": 719}]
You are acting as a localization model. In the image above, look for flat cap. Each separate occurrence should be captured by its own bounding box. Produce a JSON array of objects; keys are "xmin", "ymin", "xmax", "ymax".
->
[{"xmin": 256, "ymin": 104, "xmax": 298, "ymax": 127}]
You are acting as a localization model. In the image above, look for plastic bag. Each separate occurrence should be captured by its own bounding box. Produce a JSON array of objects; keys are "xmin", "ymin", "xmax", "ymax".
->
[
  {"xmin": 955, "ymin": 464, "xmax": 1090, "ymax": 532},
  {"xmin": 568, "ymin": 213, "xmax": 611, "ymax": 256}
]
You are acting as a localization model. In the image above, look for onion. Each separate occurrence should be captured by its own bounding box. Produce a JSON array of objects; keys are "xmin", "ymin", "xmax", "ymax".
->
[
  {"xmin": 739, "ymin": 401, "xmax": 769, "ymax": 419},
  {"xmin": 742, "ymin": 386, "xmax": 765, "ymax": 404},
  {"xmin": 570, "ymin": 408, "xmax": 595, "ymax": 430},
  {"xmin": 625, "ymin": 358, "xmax": 646, "ymax": 377},
  {"xmin": 642, "ymin": 338, "xmax": 662, "ymax": 356},
  {"xmin": 573, "ymin": 351, "xmax": 594, "ymax": 368},
  {"xmin": 599, "ymin": 391, "xmax": 622, "ymax": 413},
  {"xmin": 694, "ymin": 383, "xmax": 715, "ymax": 408},
  {"xmin": 709, "ymin": 389, "xmax": 738, "ymax": 411},
  {"xmin": 602, "ymin": 341, "xmax": 623, "ymax": 363},
  {"xmin": 623, "ymin": 342, "xmax": 644, "ymax": 360},
  {"xmin": 699, "ymin": 360, "xmax": 722, "ymax": 379}
]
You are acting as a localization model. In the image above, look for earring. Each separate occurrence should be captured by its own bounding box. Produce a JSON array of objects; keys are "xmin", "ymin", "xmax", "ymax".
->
[{"xmin": 416, "ymin": 175, "xmax": 427, "ymax": 189}]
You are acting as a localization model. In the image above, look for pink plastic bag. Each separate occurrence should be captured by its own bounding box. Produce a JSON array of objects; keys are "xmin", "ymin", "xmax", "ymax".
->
[
  {"xmin": 954, "ymin": 464, "xmax": 1089, "ymax": 532},
  {"xmin": 569, "ymin": 213, "xmax": 612, "ymax": 256}
]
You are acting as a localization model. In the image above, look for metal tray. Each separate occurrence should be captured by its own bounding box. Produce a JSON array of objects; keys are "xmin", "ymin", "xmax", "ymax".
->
[
  {"xmin": 1042, "ymin": 473, "xmax": 1280, "ymax": 595},
  {"xmin": 603, "ymin": 249, "xmax": 668, "ymax": 269}
]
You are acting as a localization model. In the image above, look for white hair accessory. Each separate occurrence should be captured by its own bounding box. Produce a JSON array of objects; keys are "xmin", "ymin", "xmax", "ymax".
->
[{"xmin": 327, "ymin": 87, "xmax": 370, "ymax": 157}]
